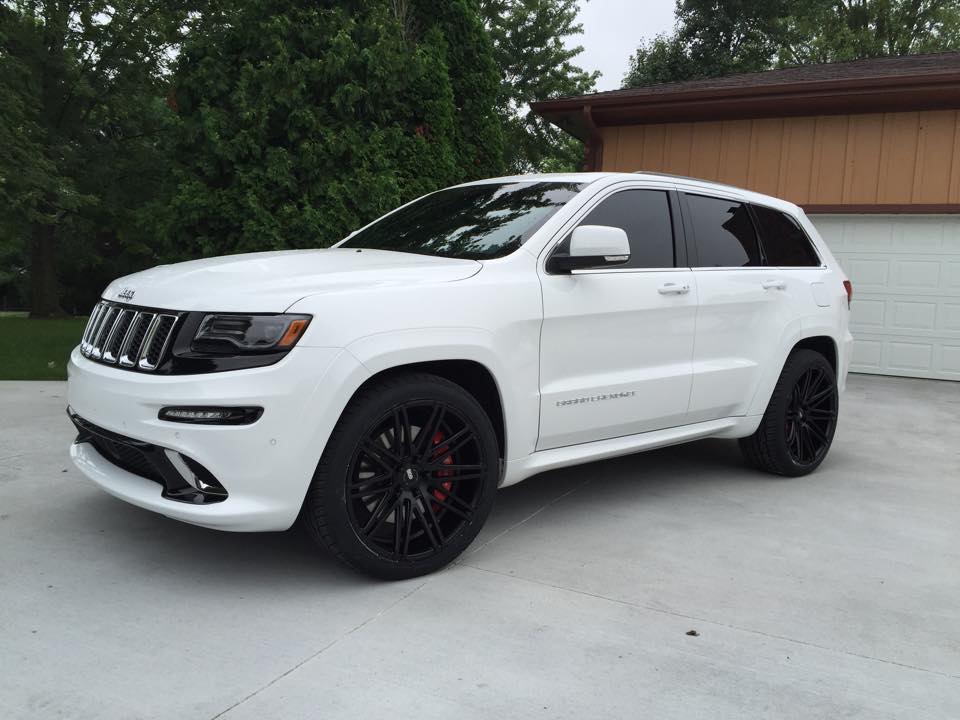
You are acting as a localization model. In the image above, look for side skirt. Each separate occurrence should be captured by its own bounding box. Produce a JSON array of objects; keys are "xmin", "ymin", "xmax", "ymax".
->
[{"xmin": 500, "ymin": 415, "xmax": 763, "ymax": 487}]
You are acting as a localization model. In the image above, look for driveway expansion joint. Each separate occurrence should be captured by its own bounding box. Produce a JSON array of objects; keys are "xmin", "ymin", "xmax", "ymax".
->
[
  {"xmin": 460, "ymin": 563, "xmax": 960, "ymax": 682},
  {"xmin": 207, "ymin": 578, "xmax": 431, "ymax": 720}
]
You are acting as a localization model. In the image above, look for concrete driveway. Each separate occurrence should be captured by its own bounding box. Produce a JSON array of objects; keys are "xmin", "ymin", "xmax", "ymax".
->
[{"xmin": 1, "ymin": 375, "xmax": 958, "ymax": 719}]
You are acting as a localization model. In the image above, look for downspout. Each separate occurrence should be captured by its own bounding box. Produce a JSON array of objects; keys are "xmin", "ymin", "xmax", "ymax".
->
[{"xmin": 581, "ymin": 104, "xmax": 603, "ymax": 172}]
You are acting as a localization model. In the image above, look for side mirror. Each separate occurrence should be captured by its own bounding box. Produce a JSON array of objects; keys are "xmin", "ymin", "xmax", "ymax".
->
[{"xmin": 547, "ymin": 225, "xmax": 631, "ymax": 273}]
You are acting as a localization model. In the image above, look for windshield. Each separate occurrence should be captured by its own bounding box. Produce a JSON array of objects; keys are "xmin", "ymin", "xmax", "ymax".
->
[{"xmin": 339, "ymin": 181, "xmax": 585, "ymax": 259}]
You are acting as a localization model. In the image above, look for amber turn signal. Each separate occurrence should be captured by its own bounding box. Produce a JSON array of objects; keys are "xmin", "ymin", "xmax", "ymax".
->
[{"xmin": 277, "ymin": 318, "xmax": 310, "ymax": 348}]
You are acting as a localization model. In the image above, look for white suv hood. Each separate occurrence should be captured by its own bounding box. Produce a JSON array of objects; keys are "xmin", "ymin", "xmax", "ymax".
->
[{"xmin": 102, "ymin": 248, "xmax": 482, "ymax": 312}]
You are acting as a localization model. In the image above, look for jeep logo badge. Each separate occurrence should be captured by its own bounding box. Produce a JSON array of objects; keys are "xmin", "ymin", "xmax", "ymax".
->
[{"xmin": 117, "ymin": 287, "xmax": 135, "ymax": 301}]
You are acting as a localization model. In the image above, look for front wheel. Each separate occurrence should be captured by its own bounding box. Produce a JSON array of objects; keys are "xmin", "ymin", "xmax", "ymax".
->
[
  {"xmin": 302, "ymin": 372, "xmax": 500, "ymax": 579},
  {"xmin": 739, "ymin": 349, "xmax": 839, "ymax": 476}
]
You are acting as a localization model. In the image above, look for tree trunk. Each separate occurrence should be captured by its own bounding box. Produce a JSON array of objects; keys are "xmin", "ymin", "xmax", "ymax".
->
[{"xmin": 29, "ymin": 223, "xmax": 64, "ymax": 318}]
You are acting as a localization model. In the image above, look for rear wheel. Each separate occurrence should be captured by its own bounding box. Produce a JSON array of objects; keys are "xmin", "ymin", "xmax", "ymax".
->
[
  {"xmin": 302, "ymin": 372, "xmax": 500, "ymax": 579},
  {"xmin": 739, "ymin": 349, "xmax": 839, "ymax": 476}
]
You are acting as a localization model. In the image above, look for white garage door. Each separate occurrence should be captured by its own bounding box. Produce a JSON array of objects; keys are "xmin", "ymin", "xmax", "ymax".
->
[{"xmin": 810, "ymin": 215, "xmax": 960, "ymax": 381}]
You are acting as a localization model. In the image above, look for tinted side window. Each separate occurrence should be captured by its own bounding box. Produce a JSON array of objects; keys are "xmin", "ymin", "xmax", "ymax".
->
[
  {"xmin": 561, "ymin": 189, "xmax": 675, "ymax": 269},
  {"xmin": 685, "ymin": 194, "xmax": 761, "ymax": 267},
  {"xmin": 752, "ymin": 205, "xmax": 821, "ymax": 267}
]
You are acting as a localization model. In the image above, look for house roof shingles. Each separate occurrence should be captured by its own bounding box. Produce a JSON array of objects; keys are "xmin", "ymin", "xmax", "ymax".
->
[{"xmin": 531, "ymin": 52, "xmax": 960, "ymax": 140}]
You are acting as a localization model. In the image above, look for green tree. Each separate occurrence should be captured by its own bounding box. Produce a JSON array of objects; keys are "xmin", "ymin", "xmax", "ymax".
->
[
  {"xmin": 625, "ymin": 0, "xmax": 800, "ymax": 86},
  {"xmin": 481, "ymin": 0, "xmax": 598, "ymax": 172},
  {"xmin": 624, "ymin": 0, "xmax": 960, "ymax": 88},
  {"xmin": 0, "ymin": 1, "xmax": 192, "ymax": 316},
  {"xmin": 154, "ymin": 0, "xmax": 503, "ymax": 260},
  {"xmin": 781, "ymin": 0, "xmax": 960, "ymax": 64},
  {"xmin": 623, "ymin": 32, "xmax": 701, "ymax": 86}
]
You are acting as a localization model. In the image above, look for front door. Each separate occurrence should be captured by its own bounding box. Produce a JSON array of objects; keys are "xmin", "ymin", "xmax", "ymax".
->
[{"xmin": 537, "ymin": 187, "xmax": 698, "ymax": 450}]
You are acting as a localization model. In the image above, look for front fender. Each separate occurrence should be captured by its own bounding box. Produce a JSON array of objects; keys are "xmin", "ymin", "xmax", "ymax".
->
[{"xmin": 346, "ymin": 328, "xmax": 540, "ymax": 462}]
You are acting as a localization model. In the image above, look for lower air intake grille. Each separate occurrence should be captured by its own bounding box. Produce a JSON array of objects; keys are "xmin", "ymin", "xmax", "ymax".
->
[
  {"xmin": 80, "ymin": 301, "xmax": 179, "ymax": 372},
  {"xmin": 69, "ymin": 411, "xmax": 228, "ymax": 504},
  {"xmin": 89, "ymin": 435, "xmax": 165, "ymax": 485}
]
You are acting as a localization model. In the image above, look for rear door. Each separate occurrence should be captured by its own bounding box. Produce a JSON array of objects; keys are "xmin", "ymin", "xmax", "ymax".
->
[
  {"xmin": 681, "ymin": 191, "xmax": 796, "ymax": 423},
  {"xmin": 537, "ymin": 185, "xmax": 697, "ymax": 450}
]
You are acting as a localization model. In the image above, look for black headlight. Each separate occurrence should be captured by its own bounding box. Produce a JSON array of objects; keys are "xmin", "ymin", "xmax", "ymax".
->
[{"xmin": 191, "ymin": 314, "xmax": 311, "ymax": 354}]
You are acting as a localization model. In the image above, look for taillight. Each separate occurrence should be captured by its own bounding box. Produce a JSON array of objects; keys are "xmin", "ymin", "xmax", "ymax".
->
[{"xmin": 842, "ymin": 280, "xmax": 853, "ymax": 309}]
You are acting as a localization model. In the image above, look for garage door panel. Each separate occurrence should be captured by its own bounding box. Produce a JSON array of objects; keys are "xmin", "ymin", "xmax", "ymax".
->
[
  {"xmin": 943, "ymin": 303, "xmax": 960, "ymax": 331},
  {"xmin": 851, "ymin": 338, "xmax": 883, "ymax": 369},
  {"xmin": 895, "ymin": 260, "xmax": 940, "ymax": 289},
  {"xmin": 847, "ymin": 324, "xmax": 960, "ymax": 341},
  {"xmin": 892, "ymin": 218, "xmax": 947, "ymax": 248},
  {"xmin": 812, "ymin": 214, "xmax": 960, "ymax": 380},
  {"xmin": 847, "ymin": 218, "xmax": 895, "ymax": 249},
  {"xmin": 888, "ymin": 342, "xmax": 933, "ymax": 372},
  {"xmin": 856, "ymin": 298, "xmax": 886, "ymax": 328},
  {"xmin": 947, "ymin": 262, "xmax": 960, "ymax": 288},
  {"xmin": 845, "ymin": 334, "xmax": 960, "ymax": 379},
  {"xmin": 891, "ymin": 300, "xmax": 936, "ymax": 331},
  {"xmin": 845, "ymin": 258, "xmax": 890, "ymax": 286},
  {"xmin": 943, "ymin": 346, "xmax": 960, "ymax": 375}
]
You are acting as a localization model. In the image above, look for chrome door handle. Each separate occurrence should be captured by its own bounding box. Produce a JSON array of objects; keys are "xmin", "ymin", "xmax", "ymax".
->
[
  {"xmin": 761, "ymin": 279, "xmax": 787, "ymax": 290},
  {"xmin": 658, "ymin": 282, "xmax": 690, "ymax": 295}
]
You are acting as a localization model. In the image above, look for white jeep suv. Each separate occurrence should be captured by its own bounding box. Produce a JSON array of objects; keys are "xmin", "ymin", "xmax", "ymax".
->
[{"xmin": 67, "ymin": 172, "xmax": 853, "ymax": 578}]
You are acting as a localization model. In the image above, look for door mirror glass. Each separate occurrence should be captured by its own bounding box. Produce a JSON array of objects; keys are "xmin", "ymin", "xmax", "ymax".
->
[{"xmin": 548, "ymin": 225, "xmax": 631, "ymax": 273}]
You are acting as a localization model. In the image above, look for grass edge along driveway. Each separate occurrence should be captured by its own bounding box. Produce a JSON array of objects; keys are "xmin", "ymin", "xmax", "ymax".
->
[{"xmin": 0, "ymin": 314, "xmax": 88, "ymax": 380}]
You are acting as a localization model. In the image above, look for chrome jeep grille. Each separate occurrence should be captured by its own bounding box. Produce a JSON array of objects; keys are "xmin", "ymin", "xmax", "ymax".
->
[{"xmin": 80, "ymin": 301, "xmax": 180, "ymax": 371}]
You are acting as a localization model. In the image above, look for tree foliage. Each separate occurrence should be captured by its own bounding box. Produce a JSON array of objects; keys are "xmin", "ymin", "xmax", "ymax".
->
[
  {"xmin": 146, "ymin": 0, "xmax": 504, "ymax": 261},
  {"xmin": 1, "ymin": 0, "xmax": 513, "ymax": 311},
  {"xmin": 0, "ymin": 0, "xmax": 192, "ymax": 315},
  {"xmin": 624, "ymin": 0, "xmax": 960, "ymax": 87},
  {"xmin": 783, "ymin": 0, "xmax": 960, "ymax": 64},
  {"xmin": 481, "ymin": 0, "xmax": 598, "ymax": 172}
]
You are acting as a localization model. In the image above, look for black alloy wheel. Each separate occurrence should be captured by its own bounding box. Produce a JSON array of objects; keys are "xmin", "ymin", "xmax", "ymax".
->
[
  {"xmin": 783, "ymin": 364, "xmax": 838, "ymax": 466},
  {"xmin": 346, "ymin": 399, "xmax": 487, "ymax": 562},
  {"xmin": 740, "ymin": 348, "xmax": 839, "ymax": 476},
  {"xmin": 303, "ymin": 373, "xmax": 499, "ymax": 579}
]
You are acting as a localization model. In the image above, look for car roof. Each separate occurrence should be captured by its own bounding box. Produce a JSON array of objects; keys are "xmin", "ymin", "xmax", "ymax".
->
[
  {"xmin": 455, "ymin": 172, "xmax": 605, "ymax": 186},
  {"xmin": 457, "ymin": 172, "xmax": 802, "ymax": 215}
]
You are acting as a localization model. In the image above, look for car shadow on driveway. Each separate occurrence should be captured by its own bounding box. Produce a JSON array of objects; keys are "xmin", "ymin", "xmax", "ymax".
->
[{"xmin": 51, "ymin": 437, "xmax": 772, "ymax": 589}]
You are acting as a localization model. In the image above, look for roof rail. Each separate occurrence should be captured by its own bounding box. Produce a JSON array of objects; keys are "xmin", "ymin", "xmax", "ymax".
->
[{"xmin": 631, "ymin": 170, "xmax": 747, "ymax": 192}]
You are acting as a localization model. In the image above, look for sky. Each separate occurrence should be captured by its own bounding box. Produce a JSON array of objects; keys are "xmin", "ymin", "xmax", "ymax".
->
[{"xmin": 570, "ymin": 0, "xmax": 678, "ymax": 91}]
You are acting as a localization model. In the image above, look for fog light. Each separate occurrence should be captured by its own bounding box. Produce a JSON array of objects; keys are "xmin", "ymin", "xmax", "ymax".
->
[{"xmin": 158, "ymin": 406, "xmax": 263, "ymax": 425}]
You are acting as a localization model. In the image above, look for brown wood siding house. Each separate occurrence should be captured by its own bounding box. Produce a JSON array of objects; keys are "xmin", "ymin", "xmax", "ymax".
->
[{"xmin": 531, "ymin": 54, "xmax": 960, "ymax": 381}]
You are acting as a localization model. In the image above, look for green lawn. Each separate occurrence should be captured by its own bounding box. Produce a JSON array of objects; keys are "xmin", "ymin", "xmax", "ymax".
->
[{"xmin": 0, "ymin": 316, "xmax": 88, "ymax": 380}]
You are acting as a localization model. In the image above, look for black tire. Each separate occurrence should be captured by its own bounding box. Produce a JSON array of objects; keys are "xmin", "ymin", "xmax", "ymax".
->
[
  {"xmin": 302, "ymin": 372, "xmax": 500, "ymax": 580},
  {"xmin": 739, "ymin": 349, "xmax": 839, "ymax": 477}
]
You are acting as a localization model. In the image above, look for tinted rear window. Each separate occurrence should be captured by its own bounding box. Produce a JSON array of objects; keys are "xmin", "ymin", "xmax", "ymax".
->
[
  {"xmin": 685, "ymin": 194, "xmax": 761, "ymax": 267},
  {"xmin": 752, "ymin": 205, "xmax": 821, "ymax": 267}
]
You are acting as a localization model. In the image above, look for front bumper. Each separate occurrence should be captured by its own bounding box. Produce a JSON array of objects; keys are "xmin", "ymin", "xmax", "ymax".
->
[{"xmin": 67, "ymin": 345, "xmax": 369, "ymax": 531}]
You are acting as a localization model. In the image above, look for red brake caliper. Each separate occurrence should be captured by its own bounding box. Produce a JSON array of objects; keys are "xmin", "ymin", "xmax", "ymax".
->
[{"xmin": 430, "ymin": 430, "xmax": 454, "ymax": 512}]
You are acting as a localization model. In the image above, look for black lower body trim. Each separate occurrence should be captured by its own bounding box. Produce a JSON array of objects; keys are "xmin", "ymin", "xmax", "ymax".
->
[{"xmin": 68, "ymin": 409, "xmax": 228, "ymax": 504}]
